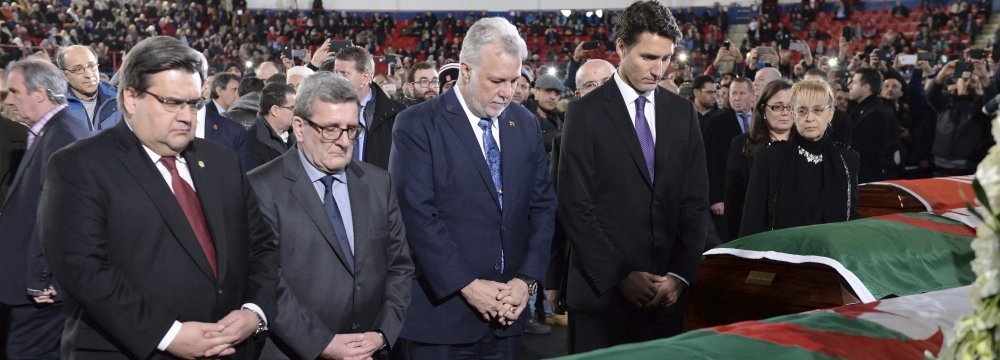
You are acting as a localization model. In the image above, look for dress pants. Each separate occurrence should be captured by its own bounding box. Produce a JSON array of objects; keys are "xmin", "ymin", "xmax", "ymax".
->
[
  {"xmin": 401, "ymin": 333, "xmax": 519, "ymax": 360},
  {"xmin": 2, "ymin": 302, "xmax": 63, "ymax": 360},
  {"xmin": 568, "ymin": 294, "xmax": 686, "ymax": 354}
]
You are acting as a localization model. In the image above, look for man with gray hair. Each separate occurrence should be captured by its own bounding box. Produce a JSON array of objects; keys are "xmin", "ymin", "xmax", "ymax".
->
[
  {"xmin": 250, "ymin": 72, "xmax": 413, "ymax": 360},
  {"xmin": 40, "ymin": 36, "xmax": 278, "ymax": 359},
  {"xmin": 391, "ymin": 17, "xmax": 556, "ymax": 359},
  {"xmin": 0, "ymin": 58, "xmax": 89, "ymax": 360}
]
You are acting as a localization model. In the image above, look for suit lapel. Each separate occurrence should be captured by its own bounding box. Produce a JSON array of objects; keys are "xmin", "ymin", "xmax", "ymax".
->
[
  {"xmin": 443, "ymin": 91, "xmax": 502, "ymax": 210},
  {"xmin": 283, "ymin": 151, "xmax": 355, "ymax": 275},
  {"xmin": 113, "ymin": 124, "xmax": 216, "ymax": 281},
  {"xmin": 653, "ymin": 88, "xmax": 673, "ymax": 186},
  {"xmin": 1, "ymin": 112, "xmax": 61, "ymax": 208},
  {"xmin": 183, "ymin": 143, "xmax": 229, "ymax": 280},
  {"xmin": 346, "ymin": 163, "xmax": 369, "ymax": 274},
  {"xmin": 602, "ymin": 81, "xmax": 653, "ymax": 189},
  {"xmin": 205, "ymin": 112, "xmax": 221, "ymax": 143}
]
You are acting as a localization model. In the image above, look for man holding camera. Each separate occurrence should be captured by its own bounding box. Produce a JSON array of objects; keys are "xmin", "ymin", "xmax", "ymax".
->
[{"xmin": 927, "ymin": 59, "xmax": 992, "ymax": 176}]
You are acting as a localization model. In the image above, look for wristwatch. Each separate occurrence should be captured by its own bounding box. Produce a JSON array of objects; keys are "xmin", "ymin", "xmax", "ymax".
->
[
  {"xmin": 515, "ymin": 275, "xmax": 538, "ymax": 296},
  {"xmin": 244, "ymin": 309, "xmax": 266, "ymax": 337}
]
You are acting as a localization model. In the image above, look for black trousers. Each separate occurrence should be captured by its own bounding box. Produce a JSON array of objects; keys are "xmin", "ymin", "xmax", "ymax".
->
[
  {"xmin": 400, "ymin": 333, "xmax": 520, "ymax": 360},
  {"xmin": 568, "ymin": 295, "xmax": 686, "ymax": 354},
  {"xmin": 1, "ymin": 302, "xmax": 63, "ymax": 360}
]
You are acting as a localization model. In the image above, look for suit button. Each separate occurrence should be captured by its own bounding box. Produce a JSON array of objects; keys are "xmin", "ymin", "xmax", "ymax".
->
[
  {"xmin": 501, "ymin": 226, "xmax": 506, "ymax": 232},
  {"xmin": 217, "ymin": 289, "xmax": 223, "ymax": 295},
  {"xmin": 494, "ymin": 263, "xmax": 501, "ymax": 271},
  {"xmin": 352, "ymin": 323, "xmax": 361, "ymax": 330},
  {"xmin": 356, "ymin": 285, "xmax": 360, "ymax": 291},
  {"xmin": 653, "ymin": 200, "xmax": 661, "ymax": 206}
]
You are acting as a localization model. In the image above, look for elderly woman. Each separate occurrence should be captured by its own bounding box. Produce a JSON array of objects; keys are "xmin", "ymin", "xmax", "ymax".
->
[
  {"xmin": 739, "ymin": 80, "xmax": 860, "ymax": 237},
  {"xmin": 723, "ymin": 79, "xmax": 793, "ymax": 241}
]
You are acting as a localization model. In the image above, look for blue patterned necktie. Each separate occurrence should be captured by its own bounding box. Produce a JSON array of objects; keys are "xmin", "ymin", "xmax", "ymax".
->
[
  {"xmin": 320, "ymin": 175, "xmax": 354, "ymax": 273},
  {"xmin": 478, "ymin": 118, "xmax": 503, "ymax": 210},
  {"xmin": 634, "ymin": 96, "xmax": 655, "ymax": 182}
]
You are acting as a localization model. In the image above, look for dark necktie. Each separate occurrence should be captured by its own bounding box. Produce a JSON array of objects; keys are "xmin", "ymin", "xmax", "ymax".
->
[
  {"xmin": 320, "ymin": 175, "xmax": 355, "ymax": 273},
  {"xmin": 478, "ymin": 118, "xmax": 503, "ymax": 210},
  {"xmin": 739, "ymin": 113, "xmax": 749, "ymax": 133},
  {"xmin": 160, "ymin": 156, "xmax": 217, "ymax": 277},
  {"xmin": 634, "ymin": 96, "xmax": 655, "ymax": 182}
]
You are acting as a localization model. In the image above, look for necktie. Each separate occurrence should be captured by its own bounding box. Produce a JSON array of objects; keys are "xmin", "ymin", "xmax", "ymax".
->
[
  {"xmin": 320, "ymin": 175, "xmax": 355, "ymax": 273},
  {"xmin": 478, "ymin": 118, "xmax": 503, "ymax": 210},
  {"xmin": 160, "ymin": 156, "xmax": 217, "ymax": 277},
  {"xmin": 739, "ymin": 113, "xmax": 749, "ymax": 133},
  {"xmin": 634, "ymin": 96, "xmax": 655, "ymax": 182}
]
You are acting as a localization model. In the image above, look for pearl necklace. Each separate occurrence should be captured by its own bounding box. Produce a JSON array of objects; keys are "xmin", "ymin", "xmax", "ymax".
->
[{"xmin": 797, "ymin": 146, "xmax": 823, "ymax": 164}]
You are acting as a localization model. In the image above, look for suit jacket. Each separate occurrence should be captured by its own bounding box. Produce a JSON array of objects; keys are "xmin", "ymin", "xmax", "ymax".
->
[
  {"xmin": 361, "ymin": 83, "xmax": 404, "ymax": 170},
  {"xmin": 0, "ymin": 116, "xmax": 28, "ymax": 202},
  {"xmin": 702, "ymin": 108, "xmax": 744, "ymax": 204},
  {"xmin": 849, "ymin": 96, "xmax": 900, "ymax": 182},
  {"xmin": 206, "ymin": 102, "xmax": 258, "ymax": 170},
  {"xmin": 247, "ymin": 115, "xmax": 295, "ymax": 168},
  {"xmin": 390, "ymin": 88, "xmax": 557, "ymax": 344},
  {"xmin": 39, "ymin": 121, "xmax": 278, "ymax": 359},
  {"xmin": 0, "ymin": 109, "xmax": 89, "ymax": 305},
  {"xmin": 249, "ymin": 149, "xmax": 413, "ymax": 359},
  {"xmin": 558, "ymin": 81, "xmax": 709, "ymax": 313}
]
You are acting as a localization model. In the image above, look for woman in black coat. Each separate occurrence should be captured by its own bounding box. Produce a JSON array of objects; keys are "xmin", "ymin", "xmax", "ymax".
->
[
  {"xmin": 724, "ymin": 80, "xmax": 793, "ymax": 241},
  {"xmin": 740, "ymin": 80, "xmax": 860, "ymax": 237}
]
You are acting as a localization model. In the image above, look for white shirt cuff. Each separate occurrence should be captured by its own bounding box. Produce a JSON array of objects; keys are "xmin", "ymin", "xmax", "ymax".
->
[
  {"xmin": 241, "ymin": 303, "xmax": 268, "ymax": 330},
  {"xmin": 666, "ymin": 272, "xmax": 689, "ymax": 286},
  {"xmin": 157, "ymin": 321, "xmax": 183, "ymax": 351}
]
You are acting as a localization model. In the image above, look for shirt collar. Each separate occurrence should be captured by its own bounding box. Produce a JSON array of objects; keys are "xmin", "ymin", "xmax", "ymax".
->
[
  {"xmin": 213, "ymin": 99, "xmax": 226, "ymax": 114},
  {"xmin": 297, "ymin": 147, "xmax": 346, "ymax": 184},
  {"xmin": 613, "ymin": 71, "xmax": 654, "ymax": 108},
  {"xmin": 454, "ymin": 84, "xmax": 498, "ymax": 126},
  {"xmin": 30, "ymin": 104, "xmax": 68, "ymax": 136},
  {"xmin": 360, "ymin": 88, "xmax": 374, "ymax": 108}
]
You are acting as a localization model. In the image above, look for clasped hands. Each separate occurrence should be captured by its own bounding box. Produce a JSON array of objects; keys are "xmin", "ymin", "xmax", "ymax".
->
[
  {"xmin": 618, "ymin": 271, "xmax": 684, "ymax": 310},
  {"xmin": 462, "ymin": 278, "xmax": 530, "ymax": 326},
  {"xmin": 166, "ymin": 309, "xmax": 259, "ymax": 359}
]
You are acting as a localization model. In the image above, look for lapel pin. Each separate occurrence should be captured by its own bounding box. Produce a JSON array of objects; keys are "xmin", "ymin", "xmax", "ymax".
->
[
  {"xmin": 212, "ymin": 124, "xmax": 219, "ymax": 130},
  {"xmin": 198, "ymin": 160, "xmax": 205, "ymax": 168},
  {"xmin": 508, "ymin": 120, "xmax": 515, "ymax": 128}
]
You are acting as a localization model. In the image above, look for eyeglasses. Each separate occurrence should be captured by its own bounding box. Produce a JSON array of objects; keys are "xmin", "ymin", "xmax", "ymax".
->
[
  {"xmin": 279, "ymin": 105, "xmax": 294, "ymax": 111},
  {"xmin": 579, "ymin": 78, "xmax": 610, "ymax": 93},
  {"xmin": 141, "ymin": 90, "xmax": 206, "ymax": 113},
  {"xmin": 64, "ymin": 62, "xmax": 99, "ymax": 75},
  {"xmin": 300, "ymin": 117, "xmax": 365, "ymax": 141},
  {"xmin": 411, "ymin": 78, "xmax": 439, "ymax": 87},
  {"xmin": 793, "ymin": 105, "xmax": 832, "ymax": 119},
  {"xmin": 765, "ymin": 104, "xmax": 793, "ymax": 113}
]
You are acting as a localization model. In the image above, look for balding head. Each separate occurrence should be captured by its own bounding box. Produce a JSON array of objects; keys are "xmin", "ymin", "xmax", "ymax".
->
[
  {"xmin": 256, "ymin": 61, "xmax": 279, "ymax": 80},
  {"xmin": 58, "ymin": 45, "xmax": 101, "ymax": 98},
  {"xmin": 575, "ymin": 59, "xmax": 616, "ymax": 98},
  {"xmin": 753, "ymin": 67, "xmax": 782, "ymax": 100}
]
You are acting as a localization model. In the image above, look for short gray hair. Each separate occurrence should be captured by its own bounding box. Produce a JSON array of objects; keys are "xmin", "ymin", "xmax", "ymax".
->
[
  {"xmin": 459, "ymin": 17, "xmax": 527, "ymax": 68},
  {"xmin": 6, "ymin": 59, "xmax": 68, "ymax": 105},
  {"xmin": 294, "ymin": 71, "xmax": 359, "ymax": 120}
]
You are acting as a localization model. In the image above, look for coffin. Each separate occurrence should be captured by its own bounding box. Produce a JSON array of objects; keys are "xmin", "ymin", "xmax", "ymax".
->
[
  {"xmin": 686, "ymin": 212, "xmax": 976, "ymax": 331},
  {"xmin": 564, "ymin": 286, "xmax": 973, "ymax": 360},
  {"xmin": 859, "ymin": 176, "xmax": 974, "ymax": 217}
]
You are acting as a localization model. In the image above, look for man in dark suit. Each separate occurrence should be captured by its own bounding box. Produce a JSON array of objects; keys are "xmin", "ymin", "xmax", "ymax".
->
[
  {"xmin": 0, "ymin": 59, "xmax": 90, "ymax": 359},
  {"xmin": 390, "ymin": 17, "xmax": 557, "ymax": 359},
  {"xmin": 325, "ymin": 46, "xmax": 404, "ymax": 170},
  {"xmin": 0, "ymin": 116, "xmax": 27, "ymax": 202},
  {"xmin": 201, "ymin": 72, "xmax": 257, "ymax": 170},
  {"xmin": 848, "ymin": 68, "xmax": 900, "ymax": 182},
  {"xmin": 558, "ymin": 1, "xmax": 709, "ymax": 353},
  {"xmin": 702, "ymin": 77, "xmax": 754, "ymax": 241},
  {"xmin": 247, "ymin": 82, "xmax": 296, "ymax": 167},
  {"xmin": 250, "ymin": 72, "xmax": 414, "ymax": 359},
  {"xmin": 39, "ymin": 36, "xmax": 278, "ymax": 360}
]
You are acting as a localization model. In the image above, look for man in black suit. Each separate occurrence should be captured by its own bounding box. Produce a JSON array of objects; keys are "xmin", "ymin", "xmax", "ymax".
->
[
  {"xmin": 702, "ymin": 77, "xmax": 754, "ymax": 240},
  {"xmin": 558, "ymin": 1, "xmax": 709, "ymax": 353},
  {"xmin": 249, "ymin": 72, "xmax": 414, "ymax": 359},
  {"xmin": 0, "ymin": 116, "xmax": 27, "ymax": 202},
  {"xmin": 0, "ymin": 59, "xmax": 90, "ymax": 359},
  {"xmin": 201, "ymin": 72, "xmax": 257, "ymax": 170},
  {"xmin": 848, "ymin": 68, "xmax": 899, "ymax": 182},
  {"xmin": 325, "ymin": 46, "xmax": 404, "ymax": 170},
  {"xmin": 40, "ymin": 36, "xmax": 278, "ymax": 359}
]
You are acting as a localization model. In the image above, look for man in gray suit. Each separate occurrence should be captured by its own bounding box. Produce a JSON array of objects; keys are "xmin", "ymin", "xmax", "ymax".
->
[{"xmin": 248, "ymin": 72, "xmax": 414, "ymax": 360}]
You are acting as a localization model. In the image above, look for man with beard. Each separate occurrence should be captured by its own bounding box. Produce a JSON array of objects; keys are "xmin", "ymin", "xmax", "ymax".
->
[
  {"xmin": 402, "ymin": 61, "xmax": 439, "ymax": 107},
  {"xmin": 691, "ymin": 75, "xmax": 719, "ymax": 121},
  {"xmin": 524, "ymin": 73, "xmax": 563, "ymax": 153}
]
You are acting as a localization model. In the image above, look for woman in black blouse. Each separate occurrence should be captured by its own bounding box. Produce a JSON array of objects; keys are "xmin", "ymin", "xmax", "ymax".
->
[
  {"xmin": 724, "ymin": 79, "xmax": 793, "ymax": 241},
  {"xmin": 740, "ymin": 80, "xmax": 860, "ymax": 237}
]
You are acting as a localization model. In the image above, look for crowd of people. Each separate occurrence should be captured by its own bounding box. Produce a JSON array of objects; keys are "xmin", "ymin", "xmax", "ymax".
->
[{"xmin": 1, "ymin": 0, "xmax": 1000, "ymax": 359}]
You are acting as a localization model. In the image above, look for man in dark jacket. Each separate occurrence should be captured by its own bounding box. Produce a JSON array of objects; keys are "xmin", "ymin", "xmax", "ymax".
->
[
  {"xmin": 928, "ymin": 61, "xmax": 992, "ymax": 175},
  {"xmin": 59, "ymin": 45, "xmax": 120, "ymax": 131},
  {"xmin": 247, "ymin": 83, "xmax": 297, "ymax": 167},
  {"xmin": 324, "ymin": 46, "xmax": 404, "ymax": 170},
  {"xmin": 224, "ymin": 77, "xmax": 266, "ymax": 129},
  {"xmin": 848, "ymin": 68, "xmax": 899, "ymax": 182},
  {"xmin": 522, "ymin": 73, "xmax": 564, "ymax": 153}
]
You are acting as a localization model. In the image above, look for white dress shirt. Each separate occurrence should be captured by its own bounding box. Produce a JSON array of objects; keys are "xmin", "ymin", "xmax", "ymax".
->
[{"xmin": 454, "ymin": 85, "xmax": 501, "ymax": 156}]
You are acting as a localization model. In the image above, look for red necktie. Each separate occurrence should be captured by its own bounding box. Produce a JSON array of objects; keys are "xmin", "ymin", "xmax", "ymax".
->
[{"xmin": 160, "ymin": 156, "xmax": 218, "ymax": 277}]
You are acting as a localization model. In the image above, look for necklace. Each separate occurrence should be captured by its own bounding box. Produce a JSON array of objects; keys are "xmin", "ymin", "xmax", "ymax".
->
[{"xmin": 797, "ymin": 146, "xmax": 823, "ymax": 164}]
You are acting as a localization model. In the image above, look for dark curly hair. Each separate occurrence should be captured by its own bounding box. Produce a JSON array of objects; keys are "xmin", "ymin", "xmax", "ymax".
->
[{"xmin": 614, "ymin": 1, "xmax": 683, "ymax": 49}]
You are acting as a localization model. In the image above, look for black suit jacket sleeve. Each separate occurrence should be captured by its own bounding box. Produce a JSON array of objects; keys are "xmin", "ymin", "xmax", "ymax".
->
[
  {"xmin": 702, "ymin": 112, "xmax": 732, "ymax": 204},
  {"xmin": 740, "ymin": 144, "xmax": 778, "ymax": 238},
  {"xmin": 723, "ymin": 135, "xmax": 749, "ymax": 242},
  {"xmin": 40, "ymin": 151, "xmax": 178, "ymax": 358},
  {"xmin": 374, "ymin": 176, "xmax": 413, "ymax": 346},
  {"xmin": 673, "ymin": 102, "xmax": 711, "ymax": 282}
]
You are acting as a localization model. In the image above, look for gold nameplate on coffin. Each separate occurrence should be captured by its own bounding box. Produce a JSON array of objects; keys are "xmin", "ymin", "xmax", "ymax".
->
[{"xmin": 745, "ymin": 271, "xmax": 776, "ymax": 286}]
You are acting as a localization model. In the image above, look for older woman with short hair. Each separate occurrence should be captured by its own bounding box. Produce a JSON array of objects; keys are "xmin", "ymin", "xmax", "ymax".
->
[{"xmin": 739, "ymin": 80, "xmax": 860, "ymax": 237}]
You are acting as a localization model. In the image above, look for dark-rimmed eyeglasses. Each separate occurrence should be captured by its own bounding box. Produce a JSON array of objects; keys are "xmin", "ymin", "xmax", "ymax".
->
[
  {"xmin": 411, "ymin": 78, "xmax": 439, "ymax": 87},
  {"xmin": 765, "ymin": 104, "xmax": 793, "ymax": 113},
  {"xmin": 300, "ymin": 117, "xmax": 365, "ymax": 141},
  {"xmin": 141, "ymin": 90, "xmax": 206, "ymax": 113}
]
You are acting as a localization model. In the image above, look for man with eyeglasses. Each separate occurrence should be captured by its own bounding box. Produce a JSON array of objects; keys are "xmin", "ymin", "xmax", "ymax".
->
[
  {"xmin": 249, "ymin": 72, "xmax": 413, "ymax": 360},
  {"xmin": 0, "ymin": 58, "xmax": 90, "ymax": 360},
  {"xmin": 247, "ymin": 83, "xmax": 297, "ymax": 166},
  {"xmin": 39, "ymin": 36, "xmax": 278, "ymax": 359},
  {"xmin": 702, "ymin": 77, "xmax": 754, "ymax": 242},
  {"xmin": 402, "ymin": 61, "xmax": 439, "ymax": 107},
  {"xmin": 691, "ymin": 75, "xmax": 720, "ymax": 121},
  {"xmin": 58, "ymin": 45, "xmax": 121, "ymax": 131}
]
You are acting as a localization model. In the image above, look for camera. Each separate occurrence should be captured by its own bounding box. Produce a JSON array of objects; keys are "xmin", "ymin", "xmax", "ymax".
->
[
  {"xmin": 582, "ymin": 41, "xmax": 600, "ymax": 50},
  {"xmin": 969, "ymin": 48, "xmax": 988, "ymax": 60}
]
